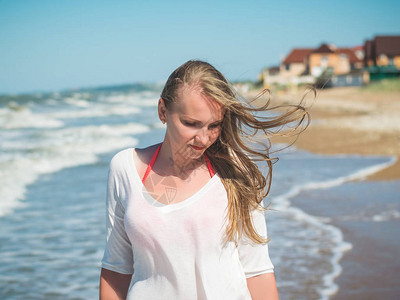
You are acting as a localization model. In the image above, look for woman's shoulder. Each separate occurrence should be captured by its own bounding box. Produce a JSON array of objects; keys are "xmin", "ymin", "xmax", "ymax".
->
[
  {"xmin": 110, "ymin": 147, "xmax": 133, "ymax": 165},
  {"xmin": 110, "ymin": 144, "xmax": 157, "ymax": 162},
  {"xmin": 109, "ymin": 144, "xmax": 160, "ymax": 176}
]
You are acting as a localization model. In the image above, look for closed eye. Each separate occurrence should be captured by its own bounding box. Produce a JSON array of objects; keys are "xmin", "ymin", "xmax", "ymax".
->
[
  {"xmin": 209, "ymin": 122, "xmax": 222, "ymax": 129},
  {"xmin": 182, "ymin": 119, "xmax": 223, "ymax": 129},
  {"xmin": 183, "ymin": 120, "xmax": 201, "ymax": 127}
]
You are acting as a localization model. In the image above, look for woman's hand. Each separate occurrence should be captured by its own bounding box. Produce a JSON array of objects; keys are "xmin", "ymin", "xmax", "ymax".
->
[
  {"xmin": 99, "ymin": 268, "xmax": 132, "ymax": 300},
  {"xmin": 246, "ymin": 273, "xmax": 279, "ymax": 300}
]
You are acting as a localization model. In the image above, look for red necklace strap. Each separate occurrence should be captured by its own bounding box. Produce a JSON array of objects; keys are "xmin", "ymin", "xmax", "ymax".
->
[{"xmin": 141, "ymin": 144, "xmax": 162, "ymax": 184}]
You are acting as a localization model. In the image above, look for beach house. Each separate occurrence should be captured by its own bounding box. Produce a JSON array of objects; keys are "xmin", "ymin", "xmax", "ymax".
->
[
  {"xmin": 364, "ymin": 35, "xmax": 400, "ymax": 80},
  {"xmin": 262, "ymin": 48, "xmax": 314, "ymax": 86},
  {"xmin": 309, "ymin": 44, "xmax": 363, "ymax": 77},
  {"xmin": 280, "ymin": 48, "xmax": 312, "ymax": 78},
  {"xmin": 309, "ymin": 44, "xmax": 365, "ymax": 87},
  {"xmin": 262, "ymin": 43, "xmax": 365, "ymax": 88},
  {"xmin": 364, "ymin": 35, "xmax": 400, "ymax": 68}
]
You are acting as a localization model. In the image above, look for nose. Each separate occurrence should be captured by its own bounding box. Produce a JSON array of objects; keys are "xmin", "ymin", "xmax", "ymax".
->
[{"xmin": 196, "ymin": 127, "xmax": 210, "ymax": 145}]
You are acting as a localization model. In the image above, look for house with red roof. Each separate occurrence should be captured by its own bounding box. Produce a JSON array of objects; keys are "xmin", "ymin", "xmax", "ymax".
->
[
  {"xmin": 281, "ymin": 48, "xmax": 313, "ymax": 77},
  {"xmin": 262, "ymin": 43, "xmax": 366, "ymax": 87},
  {"xmin": 262, "ymin": 48, "xmax": 314, "ymax": 86},
  {"xmin": 309, "ymin": 43, "xmax": 363, "ymax": 77},
  {"xmin": 262, "ymin": 35, "xmax": 400, "ymax": 87}
]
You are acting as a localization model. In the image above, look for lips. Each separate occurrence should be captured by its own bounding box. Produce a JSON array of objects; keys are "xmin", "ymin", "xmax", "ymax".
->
[{"xmin": 190, "ymin": 145, "xmax": 205, "ymax": 151}]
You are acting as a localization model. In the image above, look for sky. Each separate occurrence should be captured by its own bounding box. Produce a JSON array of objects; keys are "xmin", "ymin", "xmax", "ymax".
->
[{"xmin": 0, "ymin": 0, "xmax": 399, "ymax": 94}]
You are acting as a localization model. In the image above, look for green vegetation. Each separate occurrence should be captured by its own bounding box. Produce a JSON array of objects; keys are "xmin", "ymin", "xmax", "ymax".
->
[{"xmin": 361, "ymin": 77, "xmax": 400, "ymax": 93}]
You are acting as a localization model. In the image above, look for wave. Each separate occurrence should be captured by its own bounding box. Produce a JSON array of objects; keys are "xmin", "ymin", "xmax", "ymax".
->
[
  {"xmin": 52, "ymin": 105, "xmax": 141, "ymax": 119},
  {"xmin": 0, "ymin": 106, "xmax": 64, "ymax": 129},
  {"xmin": 0, "ymin": 122, "xmax": 149, "ymax": 217},
  {"xmin": 100, "ymin": 92, "xmax": 159, "ymax": 107},
  {"xmin": 0, "ymin": 90, "xmax": 160, "ymax": 130}
]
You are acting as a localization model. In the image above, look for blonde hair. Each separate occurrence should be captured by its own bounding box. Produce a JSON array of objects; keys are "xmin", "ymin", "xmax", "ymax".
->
[{"xmin": 161, "ymin": 60, "xmax": 311, "ymax": 245}]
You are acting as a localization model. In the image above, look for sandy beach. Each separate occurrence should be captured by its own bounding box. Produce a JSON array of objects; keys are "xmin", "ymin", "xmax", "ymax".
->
[
  {"xmin": 270, "ymin": 86, "xmax": 400, "ymax": 181},
  {"xmin": 245, "ymin": 85, "xmax": 400, "ymax": 299}
]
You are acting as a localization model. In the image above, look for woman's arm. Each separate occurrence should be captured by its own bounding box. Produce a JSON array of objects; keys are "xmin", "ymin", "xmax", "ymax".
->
[
  {"xmin": 99, "ymin": 268, "xmax": 132, "ymax": 300},
  {"xmin": 246, "ymin": 273, "xmax": 279, "ymax": 300}
]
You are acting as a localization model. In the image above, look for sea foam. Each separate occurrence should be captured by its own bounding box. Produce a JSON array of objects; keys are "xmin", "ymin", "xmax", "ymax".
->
[{"xmin": 0, "ymin": 122, "xmax": 150, "ymax": 217}]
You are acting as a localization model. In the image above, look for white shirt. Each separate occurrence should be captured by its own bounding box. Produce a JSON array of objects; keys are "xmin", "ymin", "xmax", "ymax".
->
[{"xmin": 101, "ymin": 148, "xmax": 274, "ymax": 300}]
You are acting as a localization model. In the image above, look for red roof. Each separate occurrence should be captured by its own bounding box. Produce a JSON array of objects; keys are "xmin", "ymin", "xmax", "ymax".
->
[
  {"xmin": 282, "ymin": 48, "xmax": 313, "ymax": 64},
  {"xmin": 352, "ymin": 45, "xmax": 364, "ymax": 51},
  {"xmin": 312, "ymin": 43, "xmax": 335, "ymax": 54},
  {"xmin": 283, "ymin": 44, "xmax": 363, "ymax": 65},
  {"xmin": 336, "ymin": 48, "xmax": 362, "ymax": 63}
]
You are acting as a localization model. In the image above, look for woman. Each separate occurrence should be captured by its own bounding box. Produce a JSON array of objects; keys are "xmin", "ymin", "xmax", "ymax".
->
[{"xmin": 100, "ymin": 60, "xmax": 309, "ymax": 299}]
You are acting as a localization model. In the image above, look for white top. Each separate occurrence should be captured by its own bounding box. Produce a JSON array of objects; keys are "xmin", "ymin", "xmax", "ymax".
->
[{"xmin": 101, "ymin": 148, "xmax": 274, "ymax": 300}]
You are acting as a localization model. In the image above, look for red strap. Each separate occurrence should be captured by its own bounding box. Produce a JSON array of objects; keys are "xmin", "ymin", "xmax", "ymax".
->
[
  {"xmin": 142, "ymin": 144, "xmax": 215, "ymax": 183},
  {"xmin": 204, "ymin": 153, "xmax": 215, "ymax": 178},
  {"xmin": 141, "ymin": 144, "xmax": 162, "ymax": 184}
]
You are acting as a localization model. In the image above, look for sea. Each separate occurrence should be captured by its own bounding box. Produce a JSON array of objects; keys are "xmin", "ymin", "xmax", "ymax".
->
[{"xmin": 0, "ymin": 84, "xmax": 395, "ymax": 299}]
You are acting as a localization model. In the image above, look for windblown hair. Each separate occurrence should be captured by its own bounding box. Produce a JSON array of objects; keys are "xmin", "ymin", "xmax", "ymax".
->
[{"xmin": 161, "ymin": 60, "xmax": 312, "ymax": 245}]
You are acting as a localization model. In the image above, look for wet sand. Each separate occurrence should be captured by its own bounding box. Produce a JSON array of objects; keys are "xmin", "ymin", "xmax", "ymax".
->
[
  {"xmin": 244, "ymin": 86, "xmax": 400, "ymax": 299},
  {"xmin": 290, "ymin": 180, "xmax": 400, "ymax": 300}
]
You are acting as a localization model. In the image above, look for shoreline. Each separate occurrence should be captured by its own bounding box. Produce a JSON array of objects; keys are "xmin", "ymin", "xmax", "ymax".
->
[
  {"xmin": 244, "ymin": 86, "xmax": 400, "ymax": 299},
  {"xmin": 288, "ymin": 178, "xmax": 400, "ymax": 300}
]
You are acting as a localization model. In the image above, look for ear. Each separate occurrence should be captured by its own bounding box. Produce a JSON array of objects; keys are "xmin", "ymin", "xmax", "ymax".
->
[{"xmin": 158, "ymin": 98, "xmax": 167, "ymax": 124}]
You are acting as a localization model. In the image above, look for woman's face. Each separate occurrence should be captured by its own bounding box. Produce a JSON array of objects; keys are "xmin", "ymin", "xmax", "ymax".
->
[{"xmin": 159, "ymin": 85, "xmax": 225, "ymax": 160}]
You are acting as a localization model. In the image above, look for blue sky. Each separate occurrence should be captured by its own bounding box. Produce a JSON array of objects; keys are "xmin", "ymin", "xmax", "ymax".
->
[{"xmin": 0, "ymin": 0, "xmax": 399, "ymax": 94}]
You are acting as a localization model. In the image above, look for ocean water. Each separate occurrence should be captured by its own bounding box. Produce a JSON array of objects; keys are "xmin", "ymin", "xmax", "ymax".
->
[{"xmin": 0, "ymin": 86, "xmax": 395, "ymax": 299}]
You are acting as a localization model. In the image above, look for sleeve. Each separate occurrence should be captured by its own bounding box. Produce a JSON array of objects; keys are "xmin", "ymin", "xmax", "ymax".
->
[
  {"xmin": 101, "ymin": 157, "xmax": 134, "ymax": 274},
  {"xmin": 237, "ymin": 207, "xmax": 274, "ymax": 278}
]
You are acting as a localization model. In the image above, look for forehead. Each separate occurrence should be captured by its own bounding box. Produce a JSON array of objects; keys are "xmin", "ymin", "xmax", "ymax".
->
[{"xmin": 172, "ymin": 85, "xmax": 225, "ymax": 120}]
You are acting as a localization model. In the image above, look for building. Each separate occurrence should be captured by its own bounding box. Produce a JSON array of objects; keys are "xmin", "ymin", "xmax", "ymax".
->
[
  {"xmin": 280, "ymin": 48, "xmax": 313, "ymax": 78},
  {"xmin": 364, "ymin": 35, "xmax": 400, "ymax": 68},
  {"xmin": 262, "ymin": 48, "xmax": 315, "ymax": 86},
  {"xmin": 363, "ymin": 35, "xmax": 400, "ymax": 80},
  {"xmin": 261, "ymin": 66, "xmax": 286, "ymax": 86},
  {"xmin": 262, "ymin": 43, "xmax": 364, "ymax": 87},
  {"xmin": 309, "ymin": 44, "xmax": 363, "ymax": 77}
]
